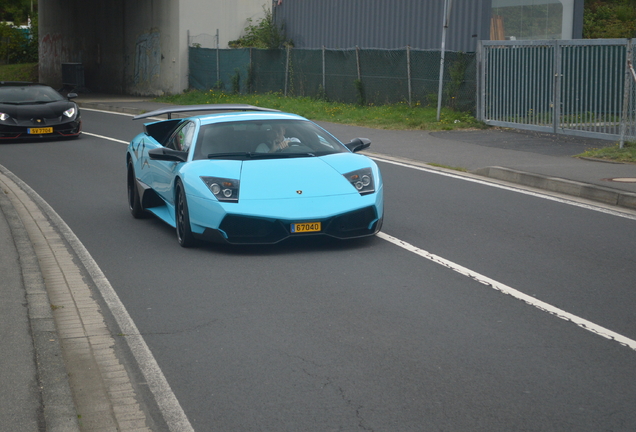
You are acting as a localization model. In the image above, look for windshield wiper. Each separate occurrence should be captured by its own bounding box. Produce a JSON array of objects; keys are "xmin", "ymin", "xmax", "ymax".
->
[
  {"xmin": 206, "ymin": 152, "xmax": 251, "ymax": 159},
  {"xmin": 207, "ymin": 152, "xmax": 316, "ymax": 160}
]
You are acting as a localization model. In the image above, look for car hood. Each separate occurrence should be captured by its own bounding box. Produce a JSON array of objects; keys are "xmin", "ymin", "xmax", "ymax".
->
[
  {"xmin": 184, "ymin": 153, "xmax": 375, "ymax": 201},
  {"xmin": 239, "ymin": 156, "xmax": 360, "ymax": 200},
  {"xmin": 0, "ymin": 101, "xmax": 76, "ymax": 120}
]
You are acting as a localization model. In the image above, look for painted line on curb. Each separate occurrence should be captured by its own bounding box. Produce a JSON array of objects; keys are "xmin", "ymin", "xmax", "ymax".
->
[{"xmin": 377, "ymin": 231, "xmax": 636, "ymax": 352}]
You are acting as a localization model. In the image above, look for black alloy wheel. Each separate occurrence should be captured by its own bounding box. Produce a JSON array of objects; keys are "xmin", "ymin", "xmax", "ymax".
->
[{"xmin": 175, "ymin": 181, "xmax": 196, "ymax": 247}]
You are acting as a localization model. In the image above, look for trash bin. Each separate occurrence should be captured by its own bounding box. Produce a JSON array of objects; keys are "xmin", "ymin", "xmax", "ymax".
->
[{"xmin": 61, "ymin": 63, "xmax": 86, "ymax": 92}]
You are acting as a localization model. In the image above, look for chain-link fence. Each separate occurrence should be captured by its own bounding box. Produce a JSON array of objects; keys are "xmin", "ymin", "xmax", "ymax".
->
[{"xmin": 189, "ymin": 45, "xmax": 476, "ymax": 111}]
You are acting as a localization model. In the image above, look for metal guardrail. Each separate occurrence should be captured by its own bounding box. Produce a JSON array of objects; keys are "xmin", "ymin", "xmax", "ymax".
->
[{"xmin": 478, "ymin": 39, "xmax": 636, "ymax": 143}]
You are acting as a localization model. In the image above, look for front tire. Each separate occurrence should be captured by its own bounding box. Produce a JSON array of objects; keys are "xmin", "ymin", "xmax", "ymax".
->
[
  {"xmin": 175, "ymin": 181, "xmax": 196, "ymax": 248},
  {"xmin": 127, "ymin": 161, "xmax": 146, "ymax": 218}
]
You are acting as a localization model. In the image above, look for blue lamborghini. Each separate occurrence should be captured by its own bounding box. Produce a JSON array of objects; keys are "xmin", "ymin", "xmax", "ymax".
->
[{"xmin": 126, "ymin": 105, "xmax": 383, "ymax": 246}]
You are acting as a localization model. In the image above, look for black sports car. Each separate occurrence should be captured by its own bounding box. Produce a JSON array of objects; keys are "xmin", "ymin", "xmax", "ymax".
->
[{"xmin": 0, "ymin": 82, "xmax": 81, "ymax": 140}]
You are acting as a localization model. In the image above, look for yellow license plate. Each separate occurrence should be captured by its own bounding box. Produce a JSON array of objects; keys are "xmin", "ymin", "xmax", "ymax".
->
[
  {"xmin": 291, "ymin": 222, "xmax": 321, "ymax": 233},
  {"xmin": 29, "ymin": 127, "xmax": 53, "ymax": 134}
]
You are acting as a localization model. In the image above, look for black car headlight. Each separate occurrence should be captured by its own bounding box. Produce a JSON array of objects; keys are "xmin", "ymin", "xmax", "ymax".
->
[
  {"xmin": 0, "ymin": 112, "xmax": 10, "ymax": 121},
  {"xmin": 344, "ymin": 168, "xmax": 375, "ymax": 195},
  {"xmin": 201, "ymin": 176, "xmax": 240, "ymax": 202},
  {"xmin": 63, "ymin": 107, "xmax": 76, "ymax": 118}
]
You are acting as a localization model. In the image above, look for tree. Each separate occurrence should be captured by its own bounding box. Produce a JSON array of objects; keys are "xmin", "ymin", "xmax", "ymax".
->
[
  {"xmin": 584, "ymin": 0, "xmax": 636, "ymax": 38},
  {"xmin": 0, "ymin": 0, "xmax": 35, "ymax": 25},
  {"xmin": 228, "ymin": 7, "xmax": 291, "ymax": 49}
]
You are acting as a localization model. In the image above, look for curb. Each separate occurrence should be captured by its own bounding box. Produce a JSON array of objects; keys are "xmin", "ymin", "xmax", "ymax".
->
[
  {"xmin": 0, "ymin": 174, "xmax": 80, "ymax": 432},
  {"xmin": 473, "ymin": 166, "xmax": 636, "ymax": 210}
]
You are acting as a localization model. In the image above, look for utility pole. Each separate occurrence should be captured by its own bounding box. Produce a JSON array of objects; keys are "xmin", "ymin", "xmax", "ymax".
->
[{"xmin": 437, "ymin": 0, "xmax": 453, "ymax": 122}]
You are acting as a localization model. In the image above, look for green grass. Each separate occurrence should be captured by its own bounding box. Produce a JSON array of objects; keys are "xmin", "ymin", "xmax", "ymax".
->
[
  {"xmin": 577, "ymin": 141, "xmax": 636, "ymax": 163},
  {"xmin": 0, "ymin": 63, "xmax": 38, "ymax": 82},
  {"xmin": 156, "ymin": 89, "xmax": 486, "ymax": 131}
]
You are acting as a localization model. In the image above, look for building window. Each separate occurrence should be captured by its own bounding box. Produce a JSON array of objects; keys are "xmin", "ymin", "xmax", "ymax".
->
[{"xmin": 492, "ymin": 0, "xmax": 566, "ymax": 40}]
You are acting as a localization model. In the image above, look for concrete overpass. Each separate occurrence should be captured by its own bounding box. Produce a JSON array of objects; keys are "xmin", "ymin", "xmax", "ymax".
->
[{"xmin": 38, "ymin": 0, "xmax": 266, "ymax": 96}]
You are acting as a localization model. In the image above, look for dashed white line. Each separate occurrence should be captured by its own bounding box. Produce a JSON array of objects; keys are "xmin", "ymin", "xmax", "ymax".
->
[
  {"xmin": 82, "ymin": 131, "xmax": 129, "ymax": 144},
  {"xmin": 377, "ymin": 231, "xmax": 636, "ymax": 351}
]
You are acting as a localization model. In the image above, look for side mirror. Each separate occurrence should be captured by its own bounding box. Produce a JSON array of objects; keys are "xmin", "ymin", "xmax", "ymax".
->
[
  {"xmin": 148, "ymin": 147, "xmax": 188, "ymax": 162},
  {"xmin": 345, "ymin": 137, "xmax": 371, "ymax": 153},
  {"xmin": 67, "ymin": 93, "xmax": 78, "ymax": 99}
]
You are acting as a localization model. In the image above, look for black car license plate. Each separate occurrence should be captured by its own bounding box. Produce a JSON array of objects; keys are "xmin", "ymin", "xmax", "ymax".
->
[{"xmin": 29, "ymin": 127, "xmax": 53, "ymax": 134}]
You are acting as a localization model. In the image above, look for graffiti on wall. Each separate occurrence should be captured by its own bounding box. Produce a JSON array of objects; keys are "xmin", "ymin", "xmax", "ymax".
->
[
  {"xmin": 134, "ymin": 30, "xmax": 161, "ymax": 86},
  {"xmin": 40, "ymin": 33, "xmax": 69, "ymax": 81}
]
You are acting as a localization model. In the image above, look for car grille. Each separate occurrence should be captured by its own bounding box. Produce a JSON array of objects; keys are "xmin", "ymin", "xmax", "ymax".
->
[{"xmin": 213, "ymin": 206, "xmax": 380, "ymax": 244}]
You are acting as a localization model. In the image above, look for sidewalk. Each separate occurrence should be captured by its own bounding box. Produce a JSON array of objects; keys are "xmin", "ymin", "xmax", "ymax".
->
[
  {"xmin": 2, "ymin": 93, "xmax": 636, "ymax": 431},
  {"xmin": 76, "ymin": 93, "xmax": 636, "ymax": 208}
]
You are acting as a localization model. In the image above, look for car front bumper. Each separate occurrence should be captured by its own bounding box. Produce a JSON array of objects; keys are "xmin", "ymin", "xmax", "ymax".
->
[{"xmin": 0, "ymin": 120, "xmax": 82, "ymax": 140}]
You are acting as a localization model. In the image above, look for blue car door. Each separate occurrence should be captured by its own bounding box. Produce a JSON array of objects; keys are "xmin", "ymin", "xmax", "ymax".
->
[{"xmin": 151, "ymin": 121, "xmax": 196, "ymax": 204}]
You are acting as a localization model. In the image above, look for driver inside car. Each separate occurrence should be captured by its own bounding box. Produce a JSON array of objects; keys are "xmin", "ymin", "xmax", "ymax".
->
[{"xmin": 255, "ymin": 125, "xmax": 300, "ymax": 153}]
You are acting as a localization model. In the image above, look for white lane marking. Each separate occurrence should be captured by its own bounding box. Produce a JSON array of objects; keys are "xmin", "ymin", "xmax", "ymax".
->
[
  {"xmin": 81, "ymin": 107, "xmax": 137, "ymax": 117},
  {"xmin": 82, "ymin": 131, "xmax": 129, "ymax": 144},
  {"xmin": 81, "ymin": 107, "xmax": 164, "ymax": 121},
  {"xmin": 371, "ymin": 155, "xmax": 636, "ymax": 221},
  {"xmin": 377, "ymin": 231, "xmax": 636, "ymax": 352},
  {"xmin": 2, "ymin": 168, "xmax": 195, "ymax": 432}
]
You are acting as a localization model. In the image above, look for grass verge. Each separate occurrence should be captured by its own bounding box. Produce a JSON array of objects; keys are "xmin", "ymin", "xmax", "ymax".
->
[
  {"xmin": 0, "ymin": 63, "xmax": 38, "ymax": 82},
  {"xmin": 577, "ymin": 141, "xmax": 636, "ymax": 164},
  {"xmin": 156, "ymin": 89, "xmax": 486, "ymax": 132}
]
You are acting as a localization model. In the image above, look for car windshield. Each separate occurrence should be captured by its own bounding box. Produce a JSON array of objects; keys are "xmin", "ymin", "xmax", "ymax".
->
[
  {"xmin": 192, "ymin": 119, "xmax": 349, "ymax": 160},
  {"xmin": 0, "ymin": 85, "xmax": 66, "ymax": 104}
]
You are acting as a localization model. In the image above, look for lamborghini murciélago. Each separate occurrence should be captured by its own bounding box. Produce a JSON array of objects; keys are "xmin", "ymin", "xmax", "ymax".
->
[{"xmin": 126, "ymin": 105, "xmax": 383, "ymax": 247}]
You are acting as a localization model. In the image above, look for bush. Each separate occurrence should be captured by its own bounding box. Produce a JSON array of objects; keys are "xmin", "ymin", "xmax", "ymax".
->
[
  {"xmin": 228, "ymin": 7, "xmax": 291, "ymax": 49},
  {"xmin": 584, "ymin": 1, "xmax": 636, "ymax": 38},
  {"xmin": 0, "ymin": 15, "xmax": 38, "ymax": 64}
]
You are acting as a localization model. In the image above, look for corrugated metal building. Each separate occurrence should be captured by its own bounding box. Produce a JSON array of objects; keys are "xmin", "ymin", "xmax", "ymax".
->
[{"xmin": 272, "ymin": 0, "xmax": 585, "ymax": 52}]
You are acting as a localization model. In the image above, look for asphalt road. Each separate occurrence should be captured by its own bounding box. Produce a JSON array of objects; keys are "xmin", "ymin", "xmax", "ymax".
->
[{"xmin": 1, "ymin": 108, "xmax": 635, "ymax": 431}]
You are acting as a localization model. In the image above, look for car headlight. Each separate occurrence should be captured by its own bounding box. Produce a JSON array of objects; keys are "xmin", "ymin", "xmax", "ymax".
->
[
  {"xmin": 344, "ymin": 168, "xmax": 375, "ymax": 195},
  {"xmin": 0, "ymin": 112, "xmax": 10, "ymax": 121},
  {"xmin": 63, "ymin": 107, "xmax": 76, "ymax": 118},
  {"xmin": 201, "ymin": 176, "xmax": 240, "ymax": 202}
]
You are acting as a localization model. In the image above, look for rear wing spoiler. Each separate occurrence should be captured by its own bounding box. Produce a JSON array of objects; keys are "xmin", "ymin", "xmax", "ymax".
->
[{"xmin": 132, "ymin": 104, "xmax": 280, "ymax": 120}]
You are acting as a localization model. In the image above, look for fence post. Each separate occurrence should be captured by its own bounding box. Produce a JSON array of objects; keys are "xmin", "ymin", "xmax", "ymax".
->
[
  {"xmin": 356, "ymin": 46, "xmax": 361, "ymax": 81},
  {"xmin": 215, "ymin": 29, "xmax": 220, "ymax": 85},
  {"xmin": 619, "ymin": 39, "xmax": 633, "ymax": 149},
  {"xmin": 249, "ymin": 48, "xmax": 253, "ymax": 94},
  {"xmin": 552, "ymin": 40, "xmax": 561, "ymax": 134},
  {"xmin": 322, "ymin": 46, "xmax": 326, "ymax": 95},
  {"xmin": 407, "ymin": 45, "xmax": 412, "ymax": 107},
  {"xmin": 284, "ymin": 45, "xmax": 290, "ymax": 96},
  {"xmin": 476, "ymin": 41, "xmax": 484, "ymax": 121}
]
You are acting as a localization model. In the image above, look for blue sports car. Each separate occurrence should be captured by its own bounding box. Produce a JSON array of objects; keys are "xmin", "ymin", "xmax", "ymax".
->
[{"xmin": 126, "ymin": 105, "xmax": 383, "ymax": 246}]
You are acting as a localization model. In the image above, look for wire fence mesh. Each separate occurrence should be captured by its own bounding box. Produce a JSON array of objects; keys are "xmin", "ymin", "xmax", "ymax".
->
[{"xmin": 188, "ymin": 45, "xmax": 476, "ymax": 111}]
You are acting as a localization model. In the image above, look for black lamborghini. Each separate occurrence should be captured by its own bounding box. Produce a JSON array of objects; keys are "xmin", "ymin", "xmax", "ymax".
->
[{"xmin": 0, "ymin": 82, "xmax": 81, "ymax": 140}]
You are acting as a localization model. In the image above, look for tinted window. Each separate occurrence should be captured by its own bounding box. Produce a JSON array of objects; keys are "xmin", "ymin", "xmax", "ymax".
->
[
  {"xmin": 166, "ymin": 121, "xmax": 196, "ymax": 152},
  {"xmin": 0, "ymin": 85, "xmax": 65, "ymax": 104},
  {"xmin": 193, "ymin": 119, "xmax": 347, "ymax": 160}
]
